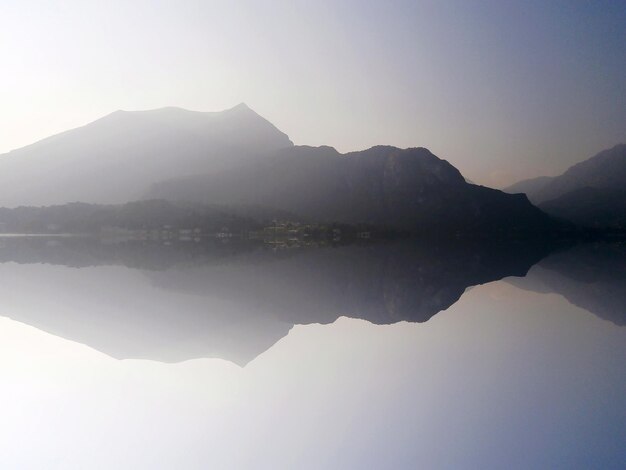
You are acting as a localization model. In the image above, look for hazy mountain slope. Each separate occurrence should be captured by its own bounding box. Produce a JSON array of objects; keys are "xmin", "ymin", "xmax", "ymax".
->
[
  {"xmin": 504, "ymin": 176, "xmax": 554, "ymax": 199},
  {"xmin": 0, "ymin": 104, "xmax": 293, "ymax": 207},
  {"xmin": 539, "ymin": 187, "xmax": 626, "ymax": 229},
  {"xmin": 149, "ymin": 145, "xmax": 561, "ymax": 236},
  {"xmin": 505, "ymin": 144, "xmax": 626, "ymax": 204}
]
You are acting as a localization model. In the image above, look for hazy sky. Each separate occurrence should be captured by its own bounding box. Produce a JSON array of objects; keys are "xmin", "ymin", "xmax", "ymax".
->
[{"xmin": 1, "ymin": 0, "xmax": 624, "ymax": 187}]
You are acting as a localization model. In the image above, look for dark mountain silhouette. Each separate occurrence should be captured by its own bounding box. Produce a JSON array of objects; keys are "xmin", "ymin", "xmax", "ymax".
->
[
  {"xmin": 538, "ymin": 187, "xmax": 626, "ymax": 229},
  {"xmin": 505, "ymin": 144, "xmax": 626, "ymax": 205},
  {"xmin": 0, "ymin": 237, "xmax": 555, "ymax": 364},
  {"xmin": 148, "ymin": 145, "xmax": 561, "ymax": 237},
  {"xmin": 0, "ymin": 104, "xmax": 293, "ymax": 207},
  {"xmin": 507, "ymin": 242, "xmax": 626, "ymax": 326}
]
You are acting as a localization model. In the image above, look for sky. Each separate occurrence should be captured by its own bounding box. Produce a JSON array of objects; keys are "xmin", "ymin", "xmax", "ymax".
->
[{"xmin": 0, "ymin": 0, "xmax": 624, "ymax": 187}]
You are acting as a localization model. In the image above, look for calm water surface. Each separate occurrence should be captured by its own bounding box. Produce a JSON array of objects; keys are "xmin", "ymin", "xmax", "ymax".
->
[{"xmin": 0, "ymin": 238, "xmax": 624, "ymax": 469}]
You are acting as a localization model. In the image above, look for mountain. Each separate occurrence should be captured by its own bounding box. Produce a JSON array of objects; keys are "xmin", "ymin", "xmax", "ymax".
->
[
  {"xmin": 504, "ymin": 144, "xmax": 626, "ymax": 229},
  {"xmin": 148, "ymin": 145, "xmax": 561, "ymax": 237},
  {"xmin": 0, "ymin": 104, "xmax": 293, "ymax": 207},
  {"xmin": 504, "ymin": 176, "xmax": 554, "ymax": 198},
  {"xmin": 0, "ymin": 237, "xmax": 555, "ymax": 364},
  {"xmin": 0, "ymin": 105, "xmax": 564, "ymax": 236},
  {"xmin": 505, "ymin": 144, "xmax": 626, "ymax": 205},
  {"xmin": 538, "ymin": 187, "xmax": 626, "ymax": 229}
]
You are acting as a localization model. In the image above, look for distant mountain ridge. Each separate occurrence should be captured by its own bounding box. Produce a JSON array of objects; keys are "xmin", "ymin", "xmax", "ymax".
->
[
  {"xmin": 505, "ymin": 144, "xmax": 626, "ymax": 204},
  {"xmin": 505, "ymin": 176, "xmax": 554, "ymax": 198},
  {"xmin": 505, "ymin": 144, "xmax": 626, "ymax": 228},
  {"xmin": 0, "ymin": 104, "xmax": 293, "ymax": 207}
]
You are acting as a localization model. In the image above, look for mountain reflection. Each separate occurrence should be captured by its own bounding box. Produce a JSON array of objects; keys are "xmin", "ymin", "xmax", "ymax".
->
[
  {"xmin": 0, "ymin": 236, "xmax": 621, "ymax": 365},
  {"xmin": 508, "ymin": 242, "xmax": 626, "ymax": 326}
]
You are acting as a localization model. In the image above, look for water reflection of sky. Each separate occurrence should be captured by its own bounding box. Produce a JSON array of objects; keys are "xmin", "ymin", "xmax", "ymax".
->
[{"xmin": 0, "ymin": 278, "xmax": 624, "ymax": 470}]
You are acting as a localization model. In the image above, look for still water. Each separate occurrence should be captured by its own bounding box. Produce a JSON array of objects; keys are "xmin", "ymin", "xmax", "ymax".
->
[{"xmin": 0, "ymin": 238, "xmax": 624, "ymax": 469}]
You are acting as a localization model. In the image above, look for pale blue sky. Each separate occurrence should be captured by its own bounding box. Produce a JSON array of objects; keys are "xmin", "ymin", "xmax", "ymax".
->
[{"xmin": 1, "ymin": 0, "xmax": 624, "ymax": 186}]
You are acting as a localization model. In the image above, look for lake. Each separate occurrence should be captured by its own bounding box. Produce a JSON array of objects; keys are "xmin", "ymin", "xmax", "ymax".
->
[{"xmin": 0, "ymin": 237, "xmax": 624, "ymax": 469}]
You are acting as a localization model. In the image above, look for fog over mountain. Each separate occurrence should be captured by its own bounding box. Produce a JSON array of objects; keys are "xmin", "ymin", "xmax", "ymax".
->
[
  {"xmin": 0, "ymin": 104, "xmax": 292, "ymax": 207},
  {"xmin": 505, "ymin": 176, "xmax": 555, "ymax": 199}
]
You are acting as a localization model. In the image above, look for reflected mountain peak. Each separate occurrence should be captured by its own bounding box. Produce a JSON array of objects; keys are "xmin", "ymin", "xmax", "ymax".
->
[{"xmin": 0, "ymin": 236, "xmax": 564, "ymax": 365}]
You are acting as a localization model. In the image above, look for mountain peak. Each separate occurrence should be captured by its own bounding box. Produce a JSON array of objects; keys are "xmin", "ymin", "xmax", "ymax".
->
[
  {"xmin": 104, "ymin": 104, "xmax": 257, "ymax": 119},
  {"xmin": 0, "ymin": 103, "xmax": 294, "ymax": 207},
  {"xmin": 224, "ymin": 102, "xmax": 260, "ymax": 117}
]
